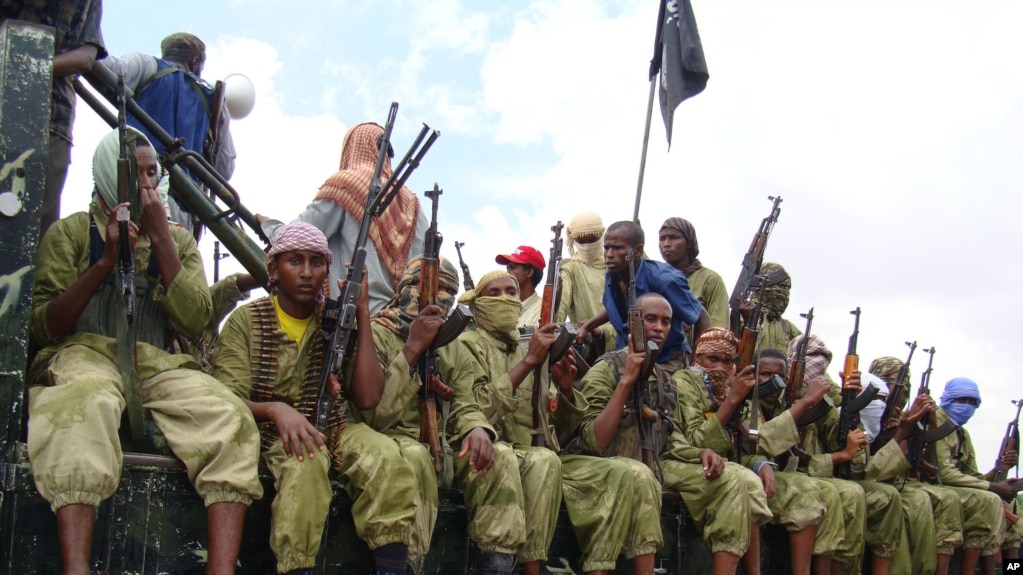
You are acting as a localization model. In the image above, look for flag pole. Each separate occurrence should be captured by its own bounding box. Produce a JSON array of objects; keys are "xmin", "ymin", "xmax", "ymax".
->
[
  {"xmin": 633, "ymin": 78, "xmax": 657, "ymax": 223},
  {"xmin": 634, "ymin": 0, "xmax": 667, "ymax": 223}
]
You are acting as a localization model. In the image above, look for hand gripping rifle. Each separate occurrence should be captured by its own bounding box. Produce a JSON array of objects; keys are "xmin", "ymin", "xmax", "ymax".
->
[
  {"xmin": 781, "ymin": 308, "xmax": 820, "ymax": 469},
  {"xmin": 314, "ymin": 103, "xmax": 440, "ymax": 431},
  {"xmin": 836, "ymin": 308, "xmax": 880, "ymax": 478},
  {"xmin": 729, "ymin": 195, "xmax": 782, "ymax": 337},
  {"xmin": 416, "ymin": 184, "xmax": 469, "ymax": 473},
  {"xmin": 869, "ymin": 341, "xmax": 917, "ymax": 454},
  {"xmin": 734, "ymin": 277, "xmax": 769, "ymax": 457},
  {"xmin": 626, "ymin": 249, "xmax": 660, "ymax": 470},
  {"xmin": 115, "ymin": 76, "xmax": 145, "ymax": 446},
  {"xmin": 908, "ymin": 347, "xmax": 954, "ymax": 480},
  {"xmin": 994, "ymin": 399, "xmax": 1023, "ymax": 523},
  {"xmin": 531, "ymin": 222, "xmax": 577, "ymax": 448},
  {"xmin": 454, "ymin": 241, "xmax": 474, "ymax": 292}
]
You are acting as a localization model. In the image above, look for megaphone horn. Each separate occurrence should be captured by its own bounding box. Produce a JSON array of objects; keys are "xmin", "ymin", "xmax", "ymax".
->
[{"xmin": 223, "ymin": 73, "xmax": 255, "ymax": 120}]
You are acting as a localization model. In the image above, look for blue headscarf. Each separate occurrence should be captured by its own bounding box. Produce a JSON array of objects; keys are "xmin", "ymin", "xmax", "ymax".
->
[{"xmin": 939, "ymin": 377, "xmax": 982, "ymax": 426}]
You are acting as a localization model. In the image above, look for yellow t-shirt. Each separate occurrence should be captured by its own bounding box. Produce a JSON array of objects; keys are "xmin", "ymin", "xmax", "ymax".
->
[{"xmin": 273, "ymin": 295, "xmax": 312, "ymax": 345}]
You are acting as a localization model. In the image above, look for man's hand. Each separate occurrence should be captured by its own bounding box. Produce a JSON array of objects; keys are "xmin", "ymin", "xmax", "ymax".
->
[
  {"xmin": 699, "ymin": 449, "xmax": 724, "ymax": 480},
  {"xmin": 802, "ymin": 376, "xmax": 830, "ymax": 405},
  {"xmin": 404, "ymin": 304, "xmax": 445, "ymax": 365},
  {"xmin": 551, "ymin": 352, "xmax": 577, "ymax": 395},
  {"xmin": 841, "ymin": 429, "xmax": 868, "ymax": 461},
  {"xmin": 988, "ymin": 479, "xmax": 1017, "ymax": 502},
  {"xmin": 1000, "ymin": 448, "xmax": 1018, "ymax": 470},
  {"xmin": 138, "ymin": 187, "xmax": 171, "ymax": 244},
  {"xmin": 336, "ymin": 266, "xmax": 371, "ymax": 310},
  {"xmin": 727, "ymin": 365, "xmax": 756, "ymax": 403},
  {"xmin": 459, "ymin": 427, "xmax": 494, "ymax": 473},
  {"xmin": 738, "ymin": 300, "xmax": 755, "ymax": 325},
  {"xmin": 839, "ymin": 369, "xmax": 862, "ymax": 394},
  {"xmin": 525, "ymin": 323, "xmax": 558, "ymax": 368},
  {"xmin": 758, "ymin": 464, "xmax": 776, "ymax": 499},
  {"xmin": 621, "ymin": 333, "xmax": 647, "ymax": 388},
  {"xmin": 101, "ymin": 202, "xmax": 138, "ymax": 269},
  {"xmin": 269, "ymin": 402, "xmax": 325, "ymax": 461}
]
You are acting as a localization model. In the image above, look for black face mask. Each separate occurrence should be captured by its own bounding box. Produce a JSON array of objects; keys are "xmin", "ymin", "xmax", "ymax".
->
[{"xmin": 750, "ymin": 374, "xmax": 787, "ymax": 400}]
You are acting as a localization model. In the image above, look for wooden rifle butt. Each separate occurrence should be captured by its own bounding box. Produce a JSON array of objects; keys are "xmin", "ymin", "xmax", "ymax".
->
[{"xmin": 418, "ymin": 394, "xmax": 443, "ymax": 473}]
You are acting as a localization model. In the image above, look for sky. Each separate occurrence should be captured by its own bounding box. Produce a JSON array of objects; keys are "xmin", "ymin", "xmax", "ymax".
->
[{"xmin": 62, "ymin": 1, "xmax": 1023, "ymax": 471}]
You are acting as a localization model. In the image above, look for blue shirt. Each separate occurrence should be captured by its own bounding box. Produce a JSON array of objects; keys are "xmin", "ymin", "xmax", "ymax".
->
[{"xmin": 603, "ymin": 258, "xmax": 703, "ymax": 360}]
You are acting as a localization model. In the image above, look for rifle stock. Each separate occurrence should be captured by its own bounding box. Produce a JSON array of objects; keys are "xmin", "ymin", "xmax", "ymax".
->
[
  {"xmin": 869, "ymin": 341, "xmax": 917, "ymax": 454},
  {"xmin": 417, "ymin": 183, "xmax": 452, "ymax": 473},
  {"xmin": 315, "ymin": 103, "xmax": 400, "ymax": 432},
  {"xmin": 728, "ymin": 196, "xmax": 782, "ymax": 336},
  {"xmin": 531, "ymin": 222, "xmax": 565, "ymax": 448},
  {"xmin": 626, "ymin": 250, "xmax": 658, "ymax": 472}
]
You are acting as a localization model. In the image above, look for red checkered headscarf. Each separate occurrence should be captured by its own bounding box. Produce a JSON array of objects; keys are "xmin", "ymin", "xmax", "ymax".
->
[
  {"xmin": 694, "ymin": 327, "xmax": 739, "ymax": 358},
  {"xmin": 787, "ymin": 334, "xmax": 832, "ymax": 389},
  {"xmin": 267, "ymin": 221, "xmax": 332, "ymax": 265}
]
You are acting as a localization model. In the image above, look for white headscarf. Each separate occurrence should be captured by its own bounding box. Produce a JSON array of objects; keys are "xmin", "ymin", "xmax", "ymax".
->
[{"xmin": 92, "ymin": 127, "xmax": 156, "ymax": 209}]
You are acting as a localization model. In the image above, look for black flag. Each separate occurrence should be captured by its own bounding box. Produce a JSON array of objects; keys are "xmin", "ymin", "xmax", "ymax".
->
[{"xmin": 650, "ymin": 0, "xmax": 709, "ymax": 145}]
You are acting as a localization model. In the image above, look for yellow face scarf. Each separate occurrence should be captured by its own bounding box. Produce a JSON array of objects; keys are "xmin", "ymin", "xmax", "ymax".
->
[{"xmin": 473, "ymin": 295, "xmax": 522, "ymax": 350}]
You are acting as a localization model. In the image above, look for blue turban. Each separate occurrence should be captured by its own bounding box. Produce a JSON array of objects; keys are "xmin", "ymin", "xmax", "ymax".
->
[{"xmin": 939, "ymin": 377, "xmax": 981, "ymax": 426}]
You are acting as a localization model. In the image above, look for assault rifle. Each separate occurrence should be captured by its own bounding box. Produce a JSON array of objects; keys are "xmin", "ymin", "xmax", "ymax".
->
[
  {"xmin": 115, "ymin": 76, "xmax": 145, "ymax": 445},
  {"xmin": 454, "ymin": 241, "xmax": 474, "ymax": 292},
  {"xmin": 780, "ymin": 309, "xmax": 820, "ymax": 470},
  {"xmin": 627, "ymin": 249, "xmax": 660, "ymax": 472},
  {"xmin": 734, "ymin": 278, "xmax": 768, "ymax": 456},
  {"xmin": 729, "ymin": 195, "xmax": 783, "ymax": 337},
  {"xmin": 869, "ymin": 341, "xmax": 917, "ymax": 454},
  {"xmin": 994, "ymin": 399, "xmax": 1023, "ymax": 523},
  {"xmin": 907, "ymin": 347, "xmax": 953, "ymax": 479},
  {"xmin": 836, "ymin": 308, "xmax": 879, "ymax": 478},
  {"xmin": 531, "ymin": 222, "xmax": 576, "ymax": 448},
  {"xmin": 315, "ymin": 103, "xmax": 440, "ymax": 431},
  {"xmin": 416, "ymin": 184, "xmax": 464, "ymax": 473}
]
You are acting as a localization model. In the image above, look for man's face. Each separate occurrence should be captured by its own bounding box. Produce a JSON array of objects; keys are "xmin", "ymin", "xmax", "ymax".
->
[
  {"xmin": 603, "ymin": 230, "xmax": 639, "ymax": 274},
  {"xmin": 757, "ymin": 357, "xmax": 787, "ymax": 384},
  {"xmin": 638, "ymin": 296, "xmax": 672, "ymax": 348},
  {"xmin": 269, "ymin": 249, "xmax": 328, "ymax": 313},
  {"xmin": 136, "ymin": 146, "xmax": 161, "ymax": 191},
  {"xmin": 694, "ymin": 349, "xmax": 737, "ymax": 373},
  {"xmin": 658, "ymin": 228, "xmax": 689, "ymax": 267},
  {"xmin": 504, "ymin": 263, "xmax": 532, "ymax": 298},
  {"xmin": 482, "ymin": 276, "xmax": 519, "ymax": 298}
]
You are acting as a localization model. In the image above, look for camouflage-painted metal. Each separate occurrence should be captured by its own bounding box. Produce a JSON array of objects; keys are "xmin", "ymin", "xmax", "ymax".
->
[{"xmin": 0, "ymin": 19, "xmax": 51, "ymax": 464}]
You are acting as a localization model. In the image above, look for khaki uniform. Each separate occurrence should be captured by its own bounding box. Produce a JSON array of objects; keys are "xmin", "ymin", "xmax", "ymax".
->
[
  {"xmin": 580, "ymin": 360, "xmax": 766, "ymax": 556},
  {"xmin": 441, "ymin": 329, "xmax": 564, "ymax": 564},
  {"xmin": 671, "ymin": 371, "xmax": 827, "ymax": 551},
  {"xmin": 555, "ymin": 258, "xmax": 616, "ymax": 353},
  {"xmin": 214, "ymin": 301, "xmax": 420, "ymax": 572},
  {"xmin": 865, "ymin": 437, "xmax": 964, "ymax": 574},
  {"xmin": 28, "ymin": 207, "xmax": 262, "ymax": 514},
  {"xmin": 802, "ymin": 409, "xmax": 904, "ymax": 565},
  {"xmin": 930, "ymin": 407, "xmax": 1022, "ymax": 554},
  {"xmin": 684, "ymin": 266, "xmax": 728, "ymax": 329}
]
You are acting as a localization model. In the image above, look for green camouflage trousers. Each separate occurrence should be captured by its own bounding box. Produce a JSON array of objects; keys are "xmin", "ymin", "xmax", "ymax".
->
[
  {"xmin": 333, "ymin": 423, "xmax": 419, "ymax": 551},
  {"xmin": 28, "ymin": 345, "xmax": 262, "ymax": 512},
  {"xmin": 942, "ymin": 485, "xmax": 1003, "ymax": 554},
  {"xmin": 841, "ymin": 480, "xmax": 905, "ymax": 575},
  {"xmin": 769, "ymin": 471, "xmax": 825, "ymax": 532},
  {"xmin": 1002, "ymin": 499, "xmax": 1023, "ymax": 549},
  {"xmin": 455, "ymin": 441, "xmax": 525, "ymax": 556},
  {"xmin": 811, "ymin": 478, "xmax": 865, "ymax": 562},
  {"xmin": 263, "ymin": 422, "xmax": 420, "ymax": 572},
  {"xmin": 389, "ymin": 435, "xmax": 438, "ymax": 562},
  {"xmin": 561, "ymin": 455, "xmax": 662, "ymax": 571},
  {"xmin": 661, "ymin": 460, "xmax": 771, "ymax": 556},
  {"xmin": 886, "ymin": 481, "xmax": 963, "ymax": 575}
]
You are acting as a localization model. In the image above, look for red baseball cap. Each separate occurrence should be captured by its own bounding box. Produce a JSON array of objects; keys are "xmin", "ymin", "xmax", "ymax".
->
[{"xmin": 495, "ymin": 245, "xmax": 546, "ymax": 270}]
